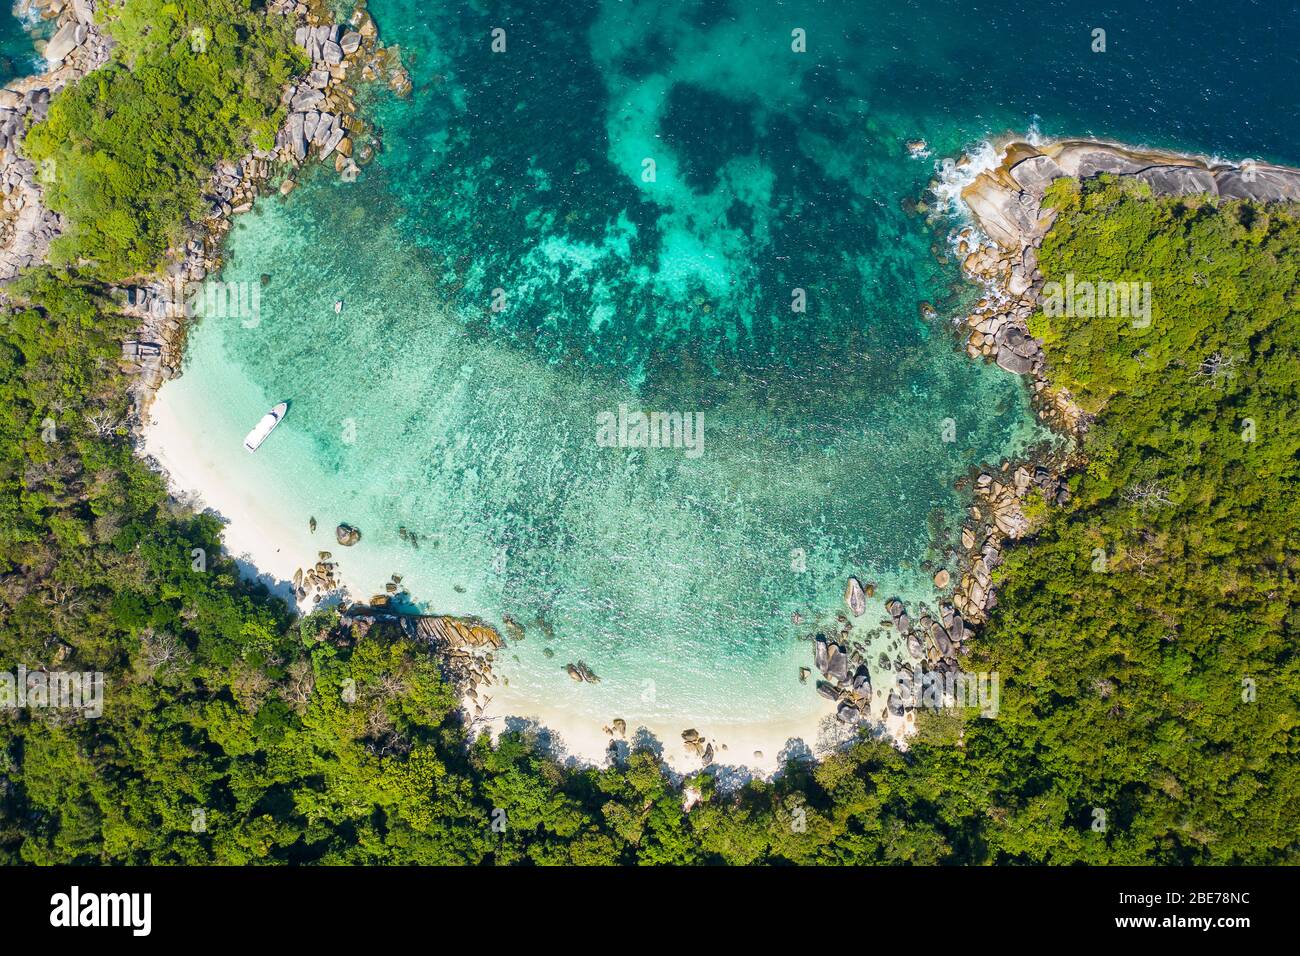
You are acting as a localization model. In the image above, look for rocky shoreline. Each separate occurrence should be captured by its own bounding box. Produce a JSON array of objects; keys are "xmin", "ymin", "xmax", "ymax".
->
[
  {"xmin": 0, "ymin": 2, "xmax": 511, "ymax": 703},
  {"xmin": 946, "ymin": 138, "xmax": 1300, "ymax": 618},
  {"xmin": 0, "ymin": 0, "xmax": 110, "ymax": 282},
  {"xmin": 803, "ymin": 137, "xmax": 1300, "ymax": 739},
  {"xmin": 0, "ymin": 0, "xmax": 408, "ymax": 395},
  {"xmin": 118, "ymin": 0, "xmax": 406, "ymax": 411}
]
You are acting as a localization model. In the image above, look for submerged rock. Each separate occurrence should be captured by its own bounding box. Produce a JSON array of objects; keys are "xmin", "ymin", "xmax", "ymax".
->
[
  {"xmin": 565, "ymin": 660, "xmax": 600, "ymax": 683},
  {"xmin": 335, "ymin": 523, "xmax": 362, "ymax": 546},
  {"xmin": 502, "ymin": 614, "xmax": 525, "ymax": 641}
]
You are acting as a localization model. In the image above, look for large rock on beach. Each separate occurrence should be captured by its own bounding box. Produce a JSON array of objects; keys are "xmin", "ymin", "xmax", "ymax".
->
[
  {"xmin": 827, "ymin": 643, "xmax": 850, "ymax": 683},
  {"xmin": 291, "ymin": 88, "xmax": 325, "ymax": 111},
  {"xmin": 996, "ymin": 345, "xmax": 1035, "ymax": 374},
  {"xmin": 962, "ymin": 173, "xmax": 1041, "ymax": 248},
  {"xmin": 1215, "ymin": 165, "xmax": 1300, "ymax": 202}
]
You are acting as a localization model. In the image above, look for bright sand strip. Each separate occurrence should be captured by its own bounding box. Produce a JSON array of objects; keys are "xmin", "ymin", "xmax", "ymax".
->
[
  {"xmin": 473, "ymin": 680, "xmax": 847, "ymax": 777},
  {"xmin": 141, "ymin": 387, "xmax": 319, "ymax": 603},
  {"xmin": 141, "ymin": 386, "xmax": 854, "ymax": 777}
]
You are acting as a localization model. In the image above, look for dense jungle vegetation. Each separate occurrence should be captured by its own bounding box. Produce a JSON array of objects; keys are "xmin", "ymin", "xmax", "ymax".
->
[
  {"xmin": 22, "ymin": 0, "xmax": 303, "ymax": 281},
  {"xmin": 0, "ymin": 1, "xmax": 1295, "ymax": 864}
]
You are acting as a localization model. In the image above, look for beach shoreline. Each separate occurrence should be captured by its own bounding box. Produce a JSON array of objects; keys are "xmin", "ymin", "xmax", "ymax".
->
[
  {"xmin": 143, "ymin": 368, "xmax": 857, "ymax": 777},
  {"xmin": 141, "ymin": 387, "xmax": 309, "ymax": 598},
  {"xmin": 475, "ymin": 680, "xmax": 850, "ymax": 778}
]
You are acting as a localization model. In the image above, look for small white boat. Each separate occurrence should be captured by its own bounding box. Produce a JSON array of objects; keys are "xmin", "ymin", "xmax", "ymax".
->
[
  {"xmin": 243, "ymin": 401, "xmax": 288, "ymax": 453},
  {"xmin": 334, "ymin": 299, "xmax": 343, "ymax": 313}
]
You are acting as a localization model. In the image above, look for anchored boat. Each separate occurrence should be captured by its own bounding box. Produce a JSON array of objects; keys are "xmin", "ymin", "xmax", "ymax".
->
[{"xmin": 243, "ymin": 401, "xmax": 288, "ymax": 453}]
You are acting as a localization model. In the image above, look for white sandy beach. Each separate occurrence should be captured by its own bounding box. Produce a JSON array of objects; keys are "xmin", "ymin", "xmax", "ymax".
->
[
  {"xmin": 141, "ymin": 388, "xmax": 324, "ymax": 605},
  {"xmin": 140, "ymin": 385, "xmax": 881, "ymax": 777},
  {"xmin": 474, "ymin": 680, "xmax": 849, "ymax": 777}
]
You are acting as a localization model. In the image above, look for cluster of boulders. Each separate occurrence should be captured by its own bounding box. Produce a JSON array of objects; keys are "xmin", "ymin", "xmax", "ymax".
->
[
  {"xmin": 278, "ymin": 23, "xmax": 367, "ymax": 176},
  {"xmin": 407, "ymin": 613, "xmax": 504, "ymax": 720},
  {"xmin": 944, "ymin": 460, "xmax": 1072, "ymax": 624},
  {"xmin": 680, "ymin": 728, "xmax": 715, "ymax": 764},
  {"xmin": 358, "ymin": 41, "xmax": 412, "ymax": 98},
  {"xmin": 373, "ymin": 571, "xmax": 404, "ymax": 601},
  {"xmin": 803, "ymin": 576, "xmax": 876, "ymax": 724},
  {"xmin": 0, "ymin": 147, "xmax": 62, "ymax": 281},
  {"xmin": 293, "ymin": 552, "xmax": 341, "ymax": 603},
  {"xmin": 29, "ymin": 0, "xmax": 110, "ymax": 73},
  {"xmin": 813, "ymin": 632, "xmax": 872, "ymax": 724},
  {"xmin": 116, "ymin": 213, "xmax": 224, "ymax": 402},
  {"xmin": 565, "ymin": 660, "xmax": 600, "ymax": 683},
  {"xmin": 341, "ymin": 606, "xmax": 506, "ymax": 720},
  {"xmin": 809, "ymin": 578, "xmax": 977, "ymax": 729},
  {"xmin": 118, "ymin": 276, "xmax": 196, "ymax": 399},
  {"xmin": 0, "ymin": 86, "xmax": 48, "ymax": 146},
  {"xmin": 402, "ymin": 613, "xmax": 504, "ymax": 652},
  {"xmin": 887, "ymin": 598, "xmax": 968, "ymax": 687},
  {"xmin": 291, "ymin": 549, "xmax": 404, "ymax": 609},
  {"xmin": 958, "ymin": 236, "xmax": 1043, "ymax": 373},
  {"xmin": 202, "ymin": 159, "xmax": 270, "ymax": 222}
]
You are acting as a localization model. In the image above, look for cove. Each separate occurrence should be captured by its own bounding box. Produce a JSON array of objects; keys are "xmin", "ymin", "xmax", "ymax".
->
[{"xmin": 146, "ymin": 0, "xmax": 1298, "ymax": 766}]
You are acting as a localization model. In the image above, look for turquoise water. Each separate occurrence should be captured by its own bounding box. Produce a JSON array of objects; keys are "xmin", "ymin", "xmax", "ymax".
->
[
  {"xmin": 0, "ymin": 4, "xmax": 45, "ymax": 85},
  {"xmin": 159, "ymin": 0, "xmax": 1299, "ymax": 732}
]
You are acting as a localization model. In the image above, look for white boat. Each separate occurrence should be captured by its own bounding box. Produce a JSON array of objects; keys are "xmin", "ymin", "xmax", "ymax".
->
[{"xmin": 243, "ymin": 401, "xmax": 288, "ymax": 453}]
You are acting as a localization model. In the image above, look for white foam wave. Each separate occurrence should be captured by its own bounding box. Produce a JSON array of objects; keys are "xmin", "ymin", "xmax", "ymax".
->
[{"xmin": 929, "ymin": 139, "xmax": 1001, "ymax": 218}]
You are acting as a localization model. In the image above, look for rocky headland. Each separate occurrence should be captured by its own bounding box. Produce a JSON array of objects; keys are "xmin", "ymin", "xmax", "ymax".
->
[
  {"xmin": 804, "ymin": 137, "xmax": 1300, "ymax": 742},
  {"xmin": 0, "ymin": 0, "xmax": 110, "ymax": 282},
  {"xmin": 119, "ymin": 1, "xmax": 404, "ymax": 407},
  {"xmin": 0, "ymin": 3, "xmax": 509, "ymax": 705}
]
